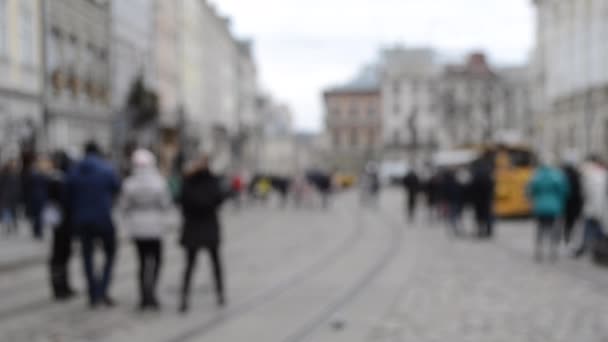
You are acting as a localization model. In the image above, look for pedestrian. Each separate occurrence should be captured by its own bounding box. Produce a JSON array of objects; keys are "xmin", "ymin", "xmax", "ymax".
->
[
  {"xmin": 230, "ymin": 172, "xmax": 244, "ymax": 209},
  {"xmin": 25, "ymin": 156, "xmax": 51, "ymax": 240},
  {"xmin": 470, "ymin": 161, "xmax": 495, "ymax": 239},
  {"xmin": 360, "ymin": 163, "xmax": 380, "ymax": 208},
  {"xmin": 317, "ymin": 171, "xmax": 333, "ymax": 210},
  {"xmin": 47, "ymin": 151, "xmax": 77, "ymax": 301},
  {"xmin": 443, "ymin": 168, "xmax": 468, "ymax": 236},
  {"xmin": 66, "ymin": 142, "xmax": 121, "ymax": 308},
  {"xmin": 403, "ymin": 169, "xmax": 420, "ymax": 221},
  {"xmin": 0, "ymin": 159, "xmax": 21, "ymax": 235},
  {"xmin": 527, "ymin": 161, "xmax": 569, "ymax": 262},
  {"xmin": 119, "ymin": 149, "xmax": 173, "ymax": 311},
  {"xmin": 573, "ymin": 155, "xmax": 607, "ymax": 258},
  {"xmin": 272, "ymin": 176, "xmax": 290, "ymax": 208},
  {"xmin": 561, "ymin": 157, "xmax": 583, "ymax": 244},
  {"xmin": 179, "ymin": 154, "xmax": 228, "ymax": 313}
]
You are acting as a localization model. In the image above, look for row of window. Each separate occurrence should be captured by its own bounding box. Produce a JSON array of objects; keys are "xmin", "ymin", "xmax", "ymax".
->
[
  {"xmin": 332, "ymin": 130, "xmax": 378, "ymax": 149},
  {"xmin": 331, "ymin": 107, "xmax": 377, "ymax": 118},
  {"xmin": 0, "ymin": 0, "xmax": 36, "ymax": 65}
]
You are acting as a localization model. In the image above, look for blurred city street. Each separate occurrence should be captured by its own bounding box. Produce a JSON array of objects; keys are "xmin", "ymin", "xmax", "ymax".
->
[{"xmin": 2, "ymin": 189, "xmax": 608, "ymax": 342}]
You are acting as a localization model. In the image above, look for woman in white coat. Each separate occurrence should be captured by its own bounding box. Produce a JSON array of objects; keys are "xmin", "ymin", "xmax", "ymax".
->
[{"xmin": 120, "ymin": 149, "xmax": 173, "ymax": 311}]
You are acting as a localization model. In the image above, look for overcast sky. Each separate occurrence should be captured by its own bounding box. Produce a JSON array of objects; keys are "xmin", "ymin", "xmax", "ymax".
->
[{"xmin": 214, "ymin": 0, "xmax": 536, "ymax": 132}]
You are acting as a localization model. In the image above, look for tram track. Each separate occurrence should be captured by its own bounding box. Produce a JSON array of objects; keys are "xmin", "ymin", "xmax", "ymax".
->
[
  {"xmin": 0, "ymin": 207, "xmax": 276, "ymax": 323},
  {"xmin": 166, "ymin": 199, "xmax": 365, "ymax": 342}
]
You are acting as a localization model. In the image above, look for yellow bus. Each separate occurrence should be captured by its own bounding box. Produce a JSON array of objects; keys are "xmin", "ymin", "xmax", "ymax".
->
[{"xmin": 485, "ymin": 145, "xmax": 536, "ymax": 217}]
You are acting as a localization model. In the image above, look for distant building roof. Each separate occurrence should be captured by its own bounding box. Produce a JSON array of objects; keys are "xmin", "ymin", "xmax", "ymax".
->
[{"xmin": 324, "ymin": 65, "xmax": 381, "ymax": 94}]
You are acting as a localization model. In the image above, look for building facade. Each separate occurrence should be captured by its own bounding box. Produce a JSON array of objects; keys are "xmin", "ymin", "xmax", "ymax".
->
[
  {"xmin": 439, "ymin": 53, "xmax": 533, "ymax": 148},
  {"xmin": 381, "ymin": 47, "xmax": 441, "ymax": 165},
  {"xmin": 533, "ymin": 0, "xmax": 608, "ymax": 157},
  {"xmin": 178, "ymin": 0, "xmax": 204, "ymax": 152},
  {"xmin": 324, "ymin": 69, "xmax": 382, "ymax": 172},
  {"xmin": 255, "ymin": 95, "xmax": 295, "ymax": 175},
  {"xmin": 0, "ymin": 0, "xmax": 43, "ymax": 158},
  {"xmin": 43, "ymin": 0, "xmax": 112, "ymax": 151},
  {"xmin": 110, "ymin": 0, "xmax": 155, "ymax": 111},
  {"xmin": 153, "ymin": 0, "xmax": 180, "ymax": 126}
]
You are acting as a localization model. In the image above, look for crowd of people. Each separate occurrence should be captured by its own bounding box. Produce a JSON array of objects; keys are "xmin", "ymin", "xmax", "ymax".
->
[
  {"xmin": 0, "ymin": 141, "xmax": 341, "ymax": 313},
  {"xmin": 0, "ymin": 142, "xmax": 231, "ymax": 312},
  {"xmin": 396, "ymin": 153, "xmax": 608, "ymax": 264},
  {"xmin": 4, "ymin": 142, "xmax": 608, "ymax": 316}
]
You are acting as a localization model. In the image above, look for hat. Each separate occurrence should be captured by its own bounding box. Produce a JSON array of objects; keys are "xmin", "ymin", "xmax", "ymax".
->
[{"xmin": 132, "ymin": 149, "xmax": 156, "ymax": 168}]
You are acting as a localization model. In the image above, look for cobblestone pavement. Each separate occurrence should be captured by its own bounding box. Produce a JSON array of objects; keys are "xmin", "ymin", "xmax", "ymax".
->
[{"xmin": 1, "ymin": 190, "xmax": 608, "ymax": 341}]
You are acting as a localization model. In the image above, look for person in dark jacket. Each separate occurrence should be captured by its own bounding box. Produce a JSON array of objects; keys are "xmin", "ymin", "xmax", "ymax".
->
[
  {"xmin": 179, "ymin": 154, "xmax": 227, "ymax": 313},
  {"xmin": 48, "ymin": 151, "xmax": 77, "ymax": 300},
  {"xmin": 0, "ymin": 159, "xmax": 21, "ymax": 235},
  {"xmin": 443, "ymin": 169, "xmax": 469, "ymax": 236},
  {"xmin": 25, "ymin": 157, "xmax": 51, "ymax": 240},
  {"xmin": 66, "ymin": 142, "xmax": 121, "ymax": 308},
  {"xmin": 470, "ymin": 162, "xmax": 495, "ymax": 238},
  {"xmin": 403, "ymin": 170, "xmax": 420, "ymax": 221},
  {"xmin": 561, "ymin": 162, "xmax": 583, "ymax": 244}
]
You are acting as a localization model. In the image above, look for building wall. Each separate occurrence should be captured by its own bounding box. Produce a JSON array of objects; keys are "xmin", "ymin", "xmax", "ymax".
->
[
  {"xmin": 0, "ymin": 0, "xmax": 43, "ymax": 155},
  {"xmin": 153, "ymin": 0, "xmax": 179, "ymax": 125},
  {"xmin": 110, "ymin": 0, "xmax": 155, "ymax": 111},
  {"xmin": 178, "ymin": 0, "xmax": 204, "ymax": 140},
  {"xmin": 534, "ymin": 0, "xmax": 608, "ymax": 158},
  {"xmin": 43, "ymin": 0, "xmax": 111, "ymax": 152},
  {"xmin": 325, "ymin": 90, "xmax": 381, "ymax": 171}
]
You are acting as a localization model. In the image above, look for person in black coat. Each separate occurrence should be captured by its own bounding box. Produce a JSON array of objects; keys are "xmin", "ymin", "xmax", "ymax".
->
[
  {"xmin": 179, "ymin": 155, "xmax": 227, "ymax": 313},
  {"xmin": 0, "ymin": 159, "xmax": 21, "ymax": 235},
  {"xmin": 403, "ymin": 170, "xmax": 420, "ymax": 221},
  {"xmin": 47, "ymin": 151, "xmax": 77, "ymax": 300},
  {"xmin": 561, "ymin": 163, "xmax": 583, "ymax": 244},
  {"xmin": 469, "ymin": 162, "xmax": 495, "ymax": 238}
]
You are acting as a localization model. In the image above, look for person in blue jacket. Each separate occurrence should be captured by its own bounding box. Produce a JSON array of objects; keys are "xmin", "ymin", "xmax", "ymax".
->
[
  {"xmin": 66, "ymin": 141, "xmax": 120, "ymax": 308},
  {"xmin": 527, "ymin": 162, "xmax": 569, "ymax": 262}
]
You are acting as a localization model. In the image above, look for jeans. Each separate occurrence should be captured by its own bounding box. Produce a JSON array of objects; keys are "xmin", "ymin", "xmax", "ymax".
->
[
  {"xmin": 535, "ymin": 215, "xmax": 560, "ymax": 261},
  {"xmin": 2, "ymin": 208, "xmax": 17, "ymax": 234},
  {"xmin": 448, "ymin": 202, "xmax": 463, "ymax": 235},
  {"xmin": 575, "ymin": 218, "xmax": 605, "ymax": 257},
  {"xmin": 134, "ymin": 239, "xmax": 162, "ymax": 307},
  {"xmin": 80, "ymin": 227, "xmax": 117, "ymax": 305}
]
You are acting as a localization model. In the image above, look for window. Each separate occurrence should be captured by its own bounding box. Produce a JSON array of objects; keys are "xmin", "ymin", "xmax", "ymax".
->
[
  {"xmin": 393, "ymin": 131, "xmax": 400, "ymax": 145},
  {"xmin": 332, "ymin": 108, "xmax": 341, "ymax": 118},
  {"xmin": 350, "ymin": 129, "xmax": 358, "ymax": 147},
  {"xmin": 393, "ymin": 103, "xmax": 400, "ymax": 116},
  {"xmin": 0, "ymin": 0, "xmax": 6, "ymax": 56},
  {"xmin": 368, "ymin": 106, "xmax": 376, "ymax": 117},
  {"xmin": 20, "ymin": 2, "xmax": 34, "ymax": 65},
  {"xmin": 393, "ymin": 81, "xmax": 401, "ymax": 95}
]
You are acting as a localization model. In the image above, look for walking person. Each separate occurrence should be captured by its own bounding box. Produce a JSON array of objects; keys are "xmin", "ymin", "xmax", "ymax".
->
[
  {"xmin": 361, "ymin": 163, "xmax": 380, "ymax": 208},
  {"xmin": 443, "ymin": 169, "xmax": 468, "ymax": 236},
  {"xmin": 573, "ymin": 156, "xmax": 607, "ymax": 258},
  {"xmin": 403, "ymin": 169, "xmax": 420, "ymax": 221},
  {"xmin": 0, "ymin": 159, "xmax": 21, "ymax": 235},
  {"xmin": 470, "ymin": 161, "xmax": 495, "ymax": 239},
  {"xmin": 561, "ymin": 158, "xmax": 584, "ymax": 244},
  {"xmin": 119, "ymin": 149, "xmax": 173, "ymax": 311},
  {"xmin": 67, "ymin": 142, "xmax": 121, "ymax": 308},
  {"xmin": 527, "ymin": 162, "xmax": 569, "ymax": 262},
  {"xmin": 25, "ymin": 156, "xmax": 51, "ymax": 240},
  {"xmin": 47, "ymin": 151, "xmax": 77, "ymax": 301},
  {"xmin": 179, "ymin": 154, "xmax": 228, "ymax": 313}
]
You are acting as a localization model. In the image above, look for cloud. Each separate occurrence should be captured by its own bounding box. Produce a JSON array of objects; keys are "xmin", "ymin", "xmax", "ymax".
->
[{"xmin": 214, "ymin": 0, "xmax": 535, "ymax": 131}]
